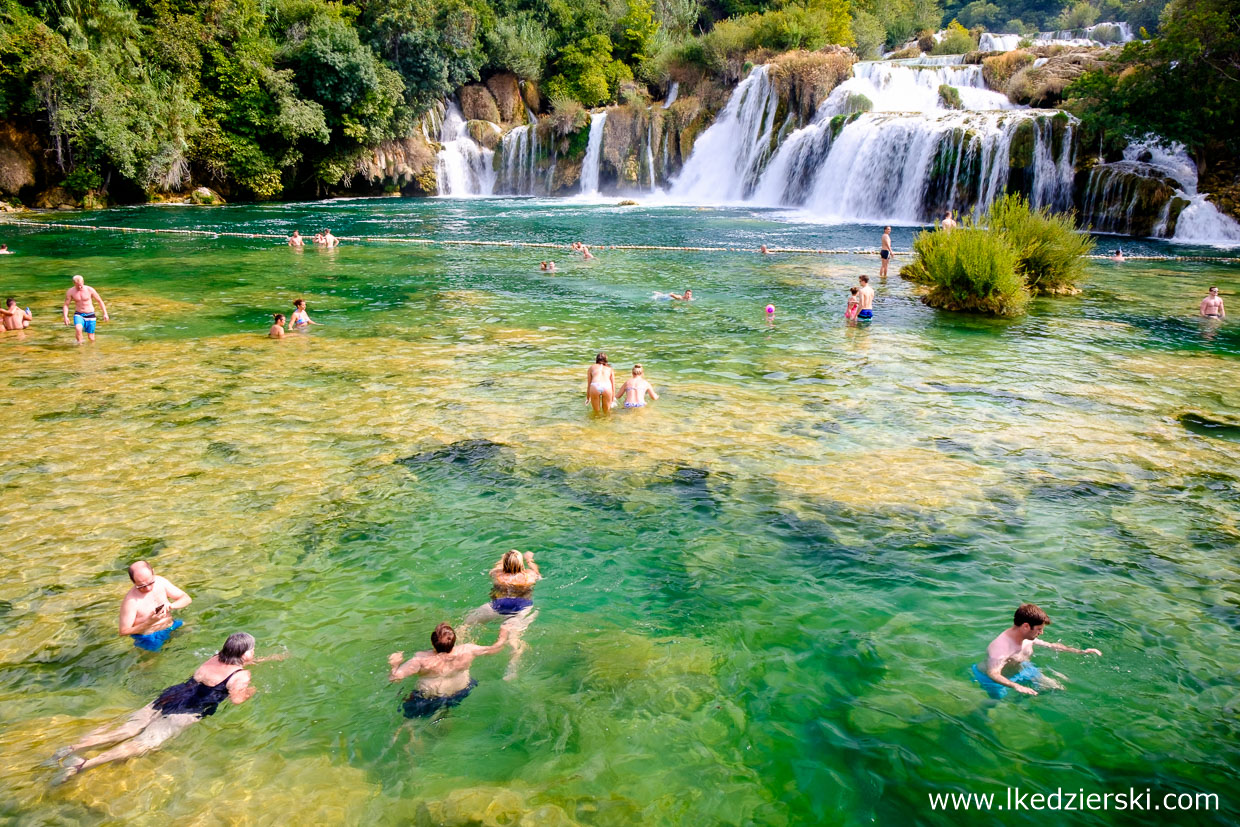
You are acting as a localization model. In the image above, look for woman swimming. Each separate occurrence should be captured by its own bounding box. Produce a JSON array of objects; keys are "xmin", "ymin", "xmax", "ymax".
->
[
  {"xmin": 289, "ymin": 299, "xmax": 317, "ymax": 328},
  {"xmin": 586, "ymin": 352, "xmax": 615, "ymax": 413},
  {"xmin": 460, "ymin": 550, "xmax": 542, "ymax": 680},
  {"xmin": 53, "ymin": 633, "xmax": 282, "ymax": 783}
]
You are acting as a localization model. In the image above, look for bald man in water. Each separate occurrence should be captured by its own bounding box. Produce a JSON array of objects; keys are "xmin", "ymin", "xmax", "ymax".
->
[
  {"xmin": 62, "ymin": 275, "xmax": 109, "ymax": 343},
  {"xmin": 119, "ymin": 562, "xmax": 192, "ymax": 652}
]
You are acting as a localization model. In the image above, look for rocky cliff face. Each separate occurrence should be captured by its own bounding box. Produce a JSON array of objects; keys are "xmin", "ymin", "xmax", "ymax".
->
[{"xmin": 349, "ymin": 131, "xmax": 439, "ymax": 196}]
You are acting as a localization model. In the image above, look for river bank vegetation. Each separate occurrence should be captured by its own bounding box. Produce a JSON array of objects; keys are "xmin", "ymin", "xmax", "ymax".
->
[{"xmin": 0, "ymin": 0, "xmax": 1218, "ymax": 205}]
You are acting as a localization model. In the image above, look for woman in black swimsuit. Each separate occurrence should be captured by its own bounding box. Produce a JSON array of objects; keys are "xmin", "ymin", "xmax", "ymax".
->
[{"xmin": 54, "ymin": 633, "xmax": 279, "ymax": 783}]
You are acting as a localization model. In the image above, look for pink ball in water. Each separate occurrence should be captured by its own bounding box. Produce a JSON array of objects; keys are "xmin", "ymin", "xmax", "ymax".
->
[{"xmin": 765, "ymin": 304, "xmax": 775, "ymax": 314}]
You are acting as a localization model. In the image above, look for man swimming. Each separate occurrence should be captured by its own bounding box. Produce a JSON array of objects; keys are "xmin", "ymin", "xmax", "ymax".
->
[
  {"xmin": 879, "ymin": 227, "xmax": 892, "ymax": 277},
  {"xmin": 288, "ymin": 230, "xmax": 304, "ymax": 247},
  {"xmin": 941, "ymin": 210, "xmax": 956, "ymax": 232},
  {"xmin": 619, "ymin": 364, "xmax": 659, "ymax": 408},
  {"xmin": 857, "ymin": 275, "xmax": 874, "ymax": 320},
  {"xmin": 62, "ymin": 275, "xmax": 109, "ymax": 344},
  {"xmin": 388, "ymin": 623, "xmax": 510, "ymax": 718},
  {"xmin": 2, "ymin": 298, "xmax": 32, "ymax": 330},
  {"xmin": 53, "ymin": 632, "xmax": 281, "ymax": 783},
  {"xmin": 973, "ymin": 603, "xmax": 1102, "ymax": 698},
  {"xmin": 0, "ymin": 243, "xmax": 11, "ymax": 254},
  {"xmin": 669, "ymin": 289, "xmax": 692, "ymax": 301},
  {"xmin": 1200, "ymin": 286, "xmax": 1226, "ymax": 318},
  {"xmin": 118, "ymin": 561, "xmax": 192, "ymax": 652}
]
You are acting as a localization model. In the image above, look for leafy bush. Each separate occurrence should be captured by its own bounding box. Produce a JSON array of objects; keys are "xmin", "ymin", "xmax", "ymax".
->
[
  {"xmin": 938, "ymin": 83, "xmax": 962, "ymax": 108},
  {"xmin": 548, "ymin": 94, "xmax": 589, "ymax": 136},
  {"xmin": 680, "ymin": 0, "xmax": 853, "ymax": 77},
  {"xmin": 933, "ymin": 20, "xmax": 977, "ymax": 54},
  {"xmin": 908, "ymin": 226, "xmax": 1029, "ymax": 316},
  {"xmin": 985, "ymin": 193, "xmax": 1094, "ymax": 294},
  {"xmin": 981, "ymin": 49, "xmax": 1034, "ymax": 90},
  {"xmin": 544, "ymin": 35, "xmax": 633, "ymax": 108},
  {"xmin": 485, "ymin": 13, "xmax": 551, "ymax": 81},
  {"xmin": 1054, "ymin": 1, "xmax": 1100, "ymax": 31},
  {"xmin": 62, "ymin": 167, "xmax": 103, "ymax": 197},
  {"xmin": 850, "ymin": 9, "xmax": 887, "ymax": 59}
]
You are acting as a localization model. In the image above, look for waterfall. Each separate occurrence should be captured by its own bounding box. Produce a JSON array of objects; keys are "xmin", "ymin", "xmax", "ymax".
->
[
  {"xmin": 669, "ymin": 65, "xmax": 780, "ymax": 202},
  {"xmin": 979, "ymin": 21, "xmax": 1135, "ymax": 52},
  {"xmin": 842, "ymin": 59, "xmax": 1022, "ymax": 113},
  {"xmin": 645, "ymin": 120, "xmax": 657, "ymax": 191},
  {"xmin": 663, "ymin": 82, "xmax": 680, "ymax": 109},
  {"xmin": 435, "ymin": 101, "xmax": 496, "ymax": 196},
  {"xmin": 580, "ymin": 112, "xmax": 608, "ymax": 195},
  {"xmin": 498, "ymin": 124, "xmax": 545, "ymax": 195},
  {"xmin": 979, "ymin": 33, "xmax": 1023, "ymax": 51}
]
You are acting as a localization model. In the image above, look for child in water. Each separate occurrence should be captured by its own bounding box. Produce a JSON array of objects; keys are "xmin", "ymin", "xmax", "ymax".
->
[
  {"xmin": 845, "ymin": 286, "xmax": 860, "ymax": 321},
  {"xmin": 619, "ymin": 364, "xmax": 659, "ymax": 408},
  {"xmin": 269, "ymin": 314, "xmax": 285, "ymax": 338}
]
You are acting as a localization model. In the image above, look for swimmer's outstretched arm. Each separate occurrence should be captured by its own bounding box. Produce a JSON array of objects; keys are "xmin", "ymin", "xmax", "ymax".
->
[
  {"xmin": 1034, "ymin": 640, "xmax": 1102, "ymax": 656},
  {"xmin": 388, "ymin": 652, "xmax": 426, "ymax": 682},
  {"xmin": 471, "ymin": 627, "xmax": 511, "ymax": 656}
]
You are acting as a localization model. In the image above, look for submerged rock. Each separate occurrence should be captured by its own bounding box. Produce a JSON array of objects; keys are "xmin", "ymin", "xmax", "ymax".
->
[
  {"xmin": 1178, "ymin": 410, "xmax": 1240, "ymax": 439},
  {"xmin": 396, "ymin": 438, "xmax": 508, "ymax": 469}
]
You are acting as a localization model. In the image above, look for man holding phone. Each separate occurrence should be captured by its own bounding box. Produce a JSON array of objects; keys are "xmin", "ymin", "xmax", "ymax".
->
[{"xmin": 118, "ymin": 561, "xmax": 192, "ymax": 651}]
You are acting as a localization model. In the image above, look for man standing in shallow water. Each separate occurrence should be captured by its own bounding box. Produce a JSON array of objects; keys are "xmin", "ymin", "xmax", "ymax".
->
[
  {"xmin": 856, "ymin": 275, "xmax": 874, "ymax": 321},
  {"xmin": 62, "ymin": 275, "xmax": 109, "ymax": 344},
  {"xmin": 119, "ymin": 561, "xmax": 192, "ymax": 652},
  {"xmin": 1200, "ymin": 286, "xmax": 1226, "ymax": 318},
  {"xmin": 879, "ymin": 226, "xmax": 892, "ymax": 278},
  {"xmin": 973, "ymin": 603, "xmax": 1101, "ymax": 698}
]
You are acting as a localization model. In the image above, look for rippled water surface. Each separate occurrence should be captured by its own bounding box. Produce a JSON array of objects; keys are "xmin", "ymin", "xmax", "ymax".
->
[{"xmin": 1, "ymin": 200, "xmax": 1239, "ymax": 825}]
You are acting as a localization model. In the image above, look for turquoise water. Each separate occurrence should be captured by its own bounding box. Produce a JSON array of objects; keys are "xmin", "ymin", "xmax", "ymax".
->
[{"xmin": 1, "ymin": 199, "xmax": 1238, "ymax": 824}]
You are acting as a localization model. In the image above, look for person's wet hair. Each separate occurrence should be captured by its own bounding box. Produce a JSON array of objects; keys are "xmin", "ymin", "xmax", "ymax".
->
[
  {"xmin": 1014, "ymin": 603, "xmax": 1050, "ymax": 628},
  {"xmin": 850, "ymin": 287, "xmax": 858, "ymax": 295},
  {"xmin": 595, "ymin": 353, "xmax": 608, "ymax": 365},
  {"xmin": 273, "ymin": 313, "xmax": 285, "ymax": 323},
  {"xmin": 860, "ymin": 275, "xmax": 869, "ymax": 284},
  {"xmin": 5, "ymin": 297, "xmax": 14, "ymax": 306},
  {"xmin": 632, "ymin": 364, "xmax": 643, "ymax": 375},
  {"xmin": 501, "ymin": 550, "xmax": 524, "ymax": 574},
  {"xmin": 218, "ymin": 632, "xmax": 256, "ymax": 665},
  {"xmin": 293, "ymin": 299, "xmax": 305, "ymax": 309},
  {"xmin": 432, "ymin": 623, "xmax": 456, "ymax": 653}
]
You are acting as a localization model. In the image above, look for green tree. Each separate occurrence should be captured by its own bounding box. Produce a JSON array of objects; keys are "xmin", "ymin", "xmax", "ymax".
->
[{"xmin": 544, "ymin": 34, "xmax": 633, "ymax": 107}]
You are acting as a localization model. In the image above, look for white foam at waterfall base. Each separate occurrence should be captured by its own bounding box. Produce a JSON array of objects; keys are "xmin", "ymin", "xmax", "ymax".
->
[
  {"xmin": 1122, "ymin": 138, "xmax": 1240, "ymax": 245},
  {"xmin": 579, "ymin": 113, "xmax": 608, "ymax": 194},
  {"xmin": 837, "ymin": 61, "xmax": 1023, "ymax": 113},
  {"xmin": 435, "ymin": 102, "xmax": 496, "ymax": 196}
]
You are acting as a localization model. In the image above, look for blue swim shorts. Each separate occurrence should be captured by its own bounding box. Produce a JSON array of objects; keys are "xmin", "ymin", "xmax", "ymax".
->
[
  {"xmin": 73, "ymin": 313, "xmax": 97, "ymax": 334},
  {"xmin": 403, "ymin": 678, "xmax": 478, "ymax": 718},
  {"xmin": 971, "ymin": 662, "xmax": 1041, "ymax": 700},
  {"xmin": 858, "ymin": 309, "xmax": 873, "ymax": 320},
  {"xmin": 131, "ymin": 618, "xmax": 183, "ymax": 652}
]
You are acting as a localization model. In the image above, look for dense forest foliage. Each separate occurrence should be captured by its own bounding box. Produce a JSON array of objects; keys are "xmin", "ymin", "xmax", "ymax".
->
[{"xmin": 0, "ymin": 0, "xmax": 1227, "ymax": 202}]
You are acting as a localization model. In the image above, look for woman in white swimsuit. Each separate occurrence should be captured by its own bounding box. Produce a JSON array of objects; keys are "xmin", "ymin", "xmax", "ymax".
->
[{"xmin": 586, "ymin": 353, "xmax": 615, "ymax": 413}]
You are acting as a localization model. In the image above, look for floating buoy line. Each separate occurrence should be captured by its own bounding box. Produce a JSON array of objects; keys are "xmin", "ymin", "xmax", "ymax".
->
[{"xmin": 2, "ymin": 219, "xmax": 1238, "ymax": 263}]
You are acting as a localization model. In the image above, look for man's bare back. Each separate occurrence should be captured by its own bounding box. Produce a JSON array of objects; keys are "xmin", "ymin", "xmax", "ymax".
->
[{"xmin": 389, "ymin": 625, "xmax": 509, "ymax": 697}]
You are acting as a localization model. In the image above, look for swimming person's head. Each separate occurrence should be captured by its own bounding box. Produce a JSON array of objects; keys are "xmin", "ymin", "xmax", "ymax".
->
[
  {"xmin": 860, "ymin": 275, "xmax": 869, "ymax": 284},
  {"xmin": 595, "ymin": 352, "xmax": 608, "ymax": 365},
  {"xmin": 218, "ymin": 632, "xmax": 256, "ymax": 665},
  {"xmin": 684, "ymin": 290, "xmax": 692, "ymax": 298},
  {"xmin": 294, "ymin": 299, "xmax": 305, "ymax": 310},
  {"xmin": 850, "ymin": 287, "xmax": 858, "ymax": 296},
  {"xmin": 632, "ymin": 364, "xmax": 643, "ymax": 376},
  {"xmin": 501, "ymin": 550, "xmax": 525, "ymax": 573},
  {"xmin": 432, "ymin": 623, "xmax": 456, "ymax": 653},
  {"xmin": 273, "ymin": 313, "xmax": 285, "ymax": 324},
  {"xmin": 5, "ymin": 297, "xmax": 14, "ymax": 307},
  {"xmin": 1013, "ymin": 603, "xmax": 1050, "ymax": 638}
]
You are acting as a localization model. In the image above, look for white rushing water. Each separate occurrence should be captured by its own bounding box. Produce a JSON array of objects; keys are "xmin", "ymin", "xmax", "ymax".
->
[
  {"xmin": 499, "ymin": 124, "xmax": 544, "ymax": 195},
  {"xmin": 979, "ymin": 21, "xmax": 1136, "ymax": 51},
  {"xmin": 435, "ymin": 102, "xmax": 496, "ymax": 197},
  {"xmin": 679, "ymin": 58, "xmax": 1071, "ymax": 221},
  {"xmin": 580, "ymin": 112, "xmax": 608, "ymax": 195},
  {"xmin": 670, "ymin": 65, "xmax": 781, "ymax": 202}
]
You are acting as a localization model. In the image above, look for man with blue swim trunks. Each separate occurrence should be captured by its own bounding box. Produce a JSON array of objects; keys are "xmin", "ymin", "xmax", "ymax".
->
[
  {"xmin": 974, "ymin": 603, "xmax": 1102, "ymax": 698},
  {"xmin": 119, "ymin": 561, "xmax": 192, "ymax": 652},
  {"xmin": 62, "ymin": 275, "xmax": 109, "ymax": 344}
]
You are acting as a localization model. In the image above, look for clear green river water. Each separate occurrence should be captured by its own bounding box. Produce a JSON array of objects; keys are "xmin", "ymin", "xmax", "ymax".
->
[{"xmin": 1, "ymin": 199, "xmax": 1238, "ymax": 825}]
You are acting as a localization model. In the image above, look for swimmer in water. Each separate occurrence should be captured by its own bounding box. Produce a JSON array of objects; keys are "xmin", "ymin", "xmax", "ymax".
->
[
  {"xmin": 269, "ymin": 314, "xmax": 285, "ymax": 338},
  {"xmin": 0, "ymin": 243, "xmax": 11, "ymax": 254},
  {"xmin": 2, "ymin": 297, "xmax": 32, "ymax": 330},
  {"xmin": 52, "ymin": 633, "xmax": 284, "ymax": 783},
  {"xmin": 669, "ymin": 289, "xmax": 692, "ymax": 301},
  {"xmin": 972, "ymin": 603, "xmax": 1102, "ymax": 699},
  {"xmin": 581, "ymin": 245, "xmax": 594, "ymax": 261},
  {"xmin": 880, "ymin": 226, "xmax": 892, "ymax": 278},
  {"xmin": 119, "ymin": 561, "xmax": 192, "ymax": 652},
  {"xmin": 461, "ymin": 550, "xmax": 542, "ymax": 680},
  {"xmin": 586, "ymin": 352, "xmax": 615, "ymax": 413},
  {"xmin": 619, "ymin": 364, "xmax": 658, "ymax": 408},
  {"xmin": 1200, "ymin": 286, "xmax": 1225, "ymax": 318},
  {"xmin": 288, "ymin": 231, "xmax": 304, "ymax": 248},
  {"xmin": 1112, "ymin": 248, "xmax": 1124, "ymax": 263},
  {"xmin": 941, "ymin": 210, "xmax": 956, "ymax": 232},
  {"xmin": 845, "ymin": 286, "xmax": 860, "ymax": 321},
  {"xmin": 289, "ymin": 299, "xmax": 317, "ymax": 328},
  {"xmin": 388, "ymin": 623, "xmax": 511, "ymax": 719}
]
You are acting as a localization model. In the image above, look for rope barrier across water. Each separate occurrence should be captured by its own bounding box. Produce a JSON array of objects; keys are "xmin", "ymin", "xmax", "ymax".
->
[{"xmin": 3, "ymin": 218, "xmax": 1239, "ymax": 264}]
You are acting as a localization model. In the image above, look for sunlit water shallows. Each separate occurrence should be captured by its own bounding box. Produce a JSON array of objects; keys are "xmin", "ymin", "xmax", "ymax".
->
[{"xmin": 1, "ymin": 200, "xmax": 1239, "ymax": 825}]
